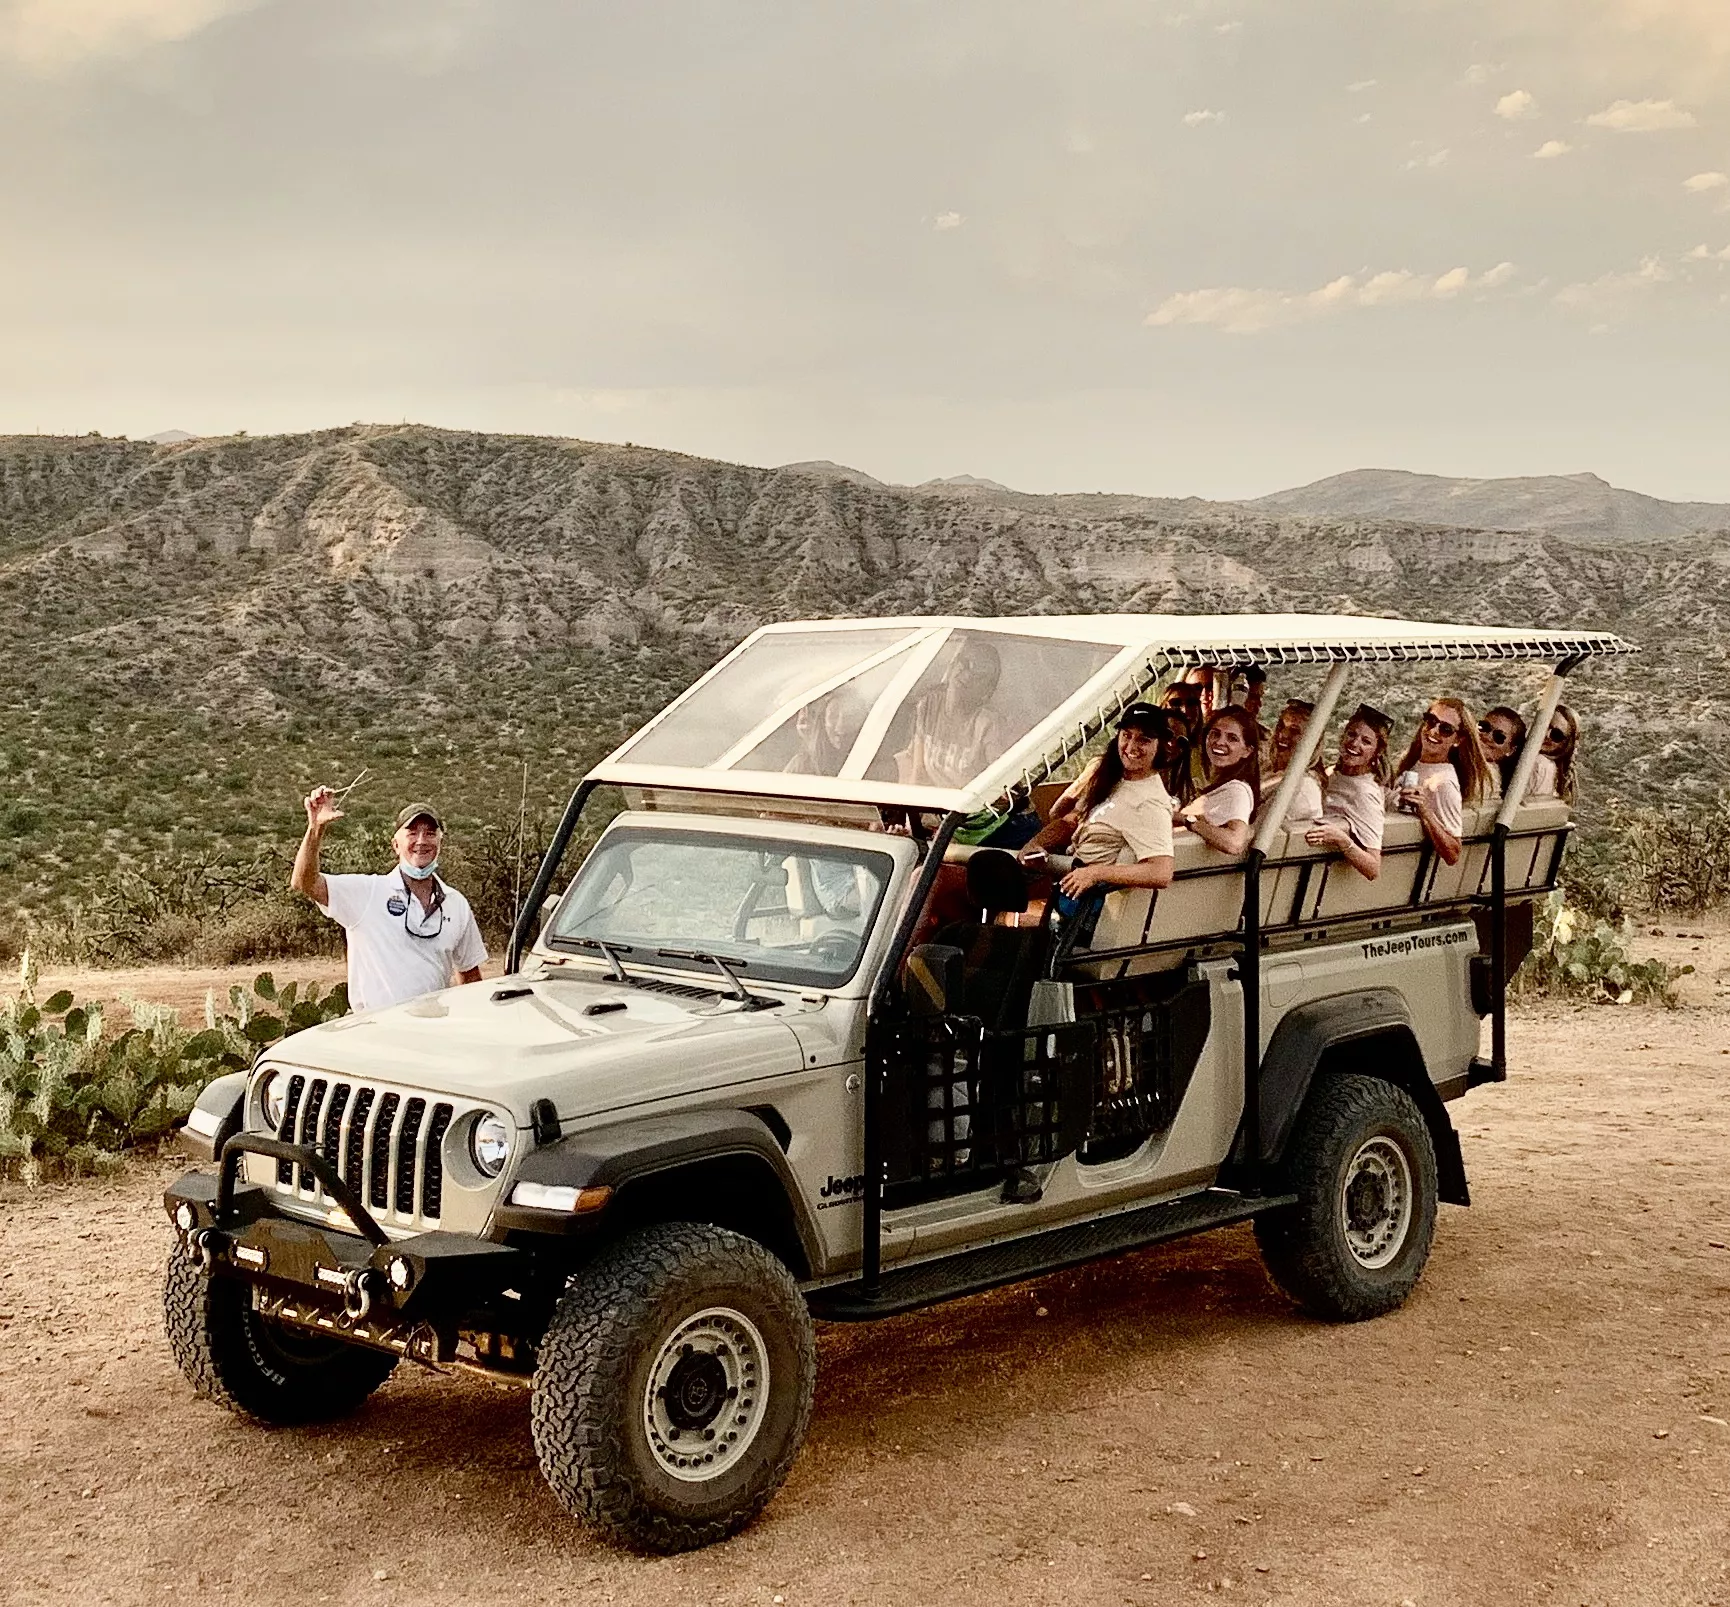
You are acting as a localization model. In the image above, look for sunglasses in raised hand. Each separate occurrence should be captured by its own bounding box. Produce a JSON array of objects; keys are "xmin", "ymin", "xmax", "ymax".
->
[{"xmin": 1422, "ymin": 711, "xmax": 1459, "ymax": 737}]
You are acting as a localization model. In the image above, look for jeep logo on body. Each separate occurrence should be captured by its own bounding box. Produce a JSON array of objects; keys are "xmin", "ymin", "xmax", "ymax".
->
[{"xmin": 818, "ymin": 1172, "xmax": 865, "ymax": 1207}]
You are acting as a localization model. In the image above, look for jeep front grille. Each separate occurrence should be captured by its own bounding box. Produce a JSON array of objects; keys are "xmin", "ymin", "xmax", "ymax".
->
[{"xmin": 269, "ymin": 1074, "xmax": 473, "ymax": 1229}]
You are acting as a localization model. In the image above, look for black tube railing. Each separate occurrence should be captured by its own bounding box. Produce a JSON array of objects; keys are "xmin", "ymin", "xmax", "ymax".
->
[
  {"xmin": 860, "ymin": 811, "xmax": 964, "ymax": 1296},
  {"xmin": 1239, "ymin": 849, "xmax": 1264, "ymax": 1188},
  {"xmin": 506, "ymin": 778, "xmax": 599, "ymax": 972}
]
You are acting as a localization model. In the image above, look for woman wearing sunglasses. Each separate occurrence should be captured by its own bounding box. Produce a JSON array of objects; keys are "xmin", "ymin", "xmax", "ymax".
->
[
  {"xmin": 1527, "ymin": 703, "xmax": 1580, "ymax": 803},
  {"xmin": 1391, "ymin": 698, "xmax": 1490, "ymax": 866},
  {"xmin": 1476, "ymin": 706, "xmax": 1527, "ymax": 797}
]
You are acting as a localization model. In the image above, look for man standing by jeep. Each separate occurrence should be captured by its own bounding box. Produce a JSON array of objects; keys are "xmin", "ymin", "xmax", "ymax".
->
[{"xmin": 291, "ymin": 790, "xmax": 486, "ymax": 1011}]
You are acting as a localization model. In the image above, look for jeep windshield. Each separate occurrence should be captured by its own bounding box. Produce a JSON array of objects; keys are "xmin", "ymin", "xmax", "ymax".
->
[{"xmin": 546, "ymin": 827, "xmax": 894, "ymax": 990}]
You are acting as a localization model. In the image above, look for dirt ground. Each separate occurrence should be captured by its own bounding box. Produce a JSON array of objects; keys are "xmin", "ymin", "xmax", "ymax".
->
[{"xmin": 3, "ymin": 973, "xmax": 1729, "ymax": 1606}]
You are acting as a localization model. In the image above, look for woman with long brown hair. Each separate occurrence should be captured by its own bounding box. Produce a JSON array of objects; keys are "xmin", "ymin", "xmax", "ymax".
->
[
  {"xmin": 1175, "ymin": 706, "xmax": 1261, "ymax": 856},
  {"xmin": 1391, "ymin": 696, "xmax": 1490, "ymax": 866},
  {"xmin": 1019, "ymin": 703, "xmax": 1177, "ymax": 901}
]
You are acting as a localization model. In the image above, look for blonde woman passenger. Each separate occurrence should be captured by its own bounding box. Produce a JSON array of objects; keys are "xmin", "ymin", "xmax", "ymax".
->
[
  {"xmin": 1174, "ymin": 706, "xmax": 1260, "ymax": 856},
  {"xmin": 1257, "ymin": 697, "xmax": 1326, "ymax": 829},
  {"xmin": 1525, "ymin": 703, "xmax": 1580, "ymax": 804},
  {"xmin": 1303, "ymin": 703, "xmax": 1392, "ymax": 881},
  {"xmin": 1391, "ymin": 696, "xmax": 1490, "ymax": 866}
]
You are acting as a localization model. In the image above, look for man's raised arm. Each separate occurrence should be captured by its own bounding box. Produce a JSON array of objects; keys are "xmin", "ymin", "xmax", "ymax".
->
[{"xmin": 291, "ymin": 787, "xmax": 342, "ymax": 907}]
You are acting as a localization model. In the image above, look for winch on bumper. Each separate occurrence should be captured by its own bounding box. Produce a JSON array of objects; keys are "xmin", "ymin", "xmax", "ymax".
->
[{"xmin": 164, "ymin": 1133, "xmax": 534, "ymax": 1365}]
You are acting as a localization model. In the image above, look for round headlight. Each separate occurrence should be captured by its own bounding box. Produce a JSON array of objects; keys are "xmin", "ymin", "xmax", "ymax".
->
[
  {"xmin": 258, "ymin": 1070, "xmax": 286, "ymax": 1133},
  {"xmin": 470, "ymin": 1113, "xmax": 511, "ymax": 1177}
]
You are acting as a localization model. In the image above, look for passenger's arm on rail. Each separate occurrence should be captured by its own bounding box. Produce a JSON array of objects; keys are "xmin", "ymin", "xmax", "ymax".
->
[
  {"xmin": 1057, "ymin": 854, "xmax": 1175, "ymax": 897},
  {"xmin": 1303, "ymin": 819, "xmax": 1381, "ymax": 881}
]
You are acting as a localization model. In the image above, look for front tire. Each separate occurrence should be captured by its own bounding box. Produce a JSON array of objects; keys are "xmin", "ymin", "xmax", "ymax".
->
[
  {"xmin": 1254, "ymin": 1074, "xmax": 1439, "ymax": 1322},
  {"xmin": 163, "ymin": 1251, "xmax": 397, "ymax": 1424},
  {"xmin": 531, "ymin": 1222, "xmax": 817, "ymax": 1553}
]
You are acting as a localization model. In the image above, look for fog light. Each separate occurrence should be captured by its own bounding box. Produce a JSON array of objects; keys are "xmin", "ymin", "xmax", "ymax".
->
[
  {"xmin": 387, "ymin": 1256, "xmax": 414, "ymax": 1291},
  {"xmin": 174, "ymin": 1202, "xmax": 197, "ymax": 1232}
]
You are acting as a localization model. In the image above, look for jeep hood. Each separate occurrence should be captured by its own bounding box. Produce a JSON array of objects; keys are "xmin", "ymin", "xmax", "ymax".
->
[{"xmin": 259, "ymin": 973, "xmax": 808, "ymax": 1123}]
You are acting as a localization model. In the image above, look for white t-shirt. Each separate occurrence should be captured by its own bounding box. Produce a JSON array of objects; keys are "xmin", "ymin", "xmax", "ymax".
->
[
  {"xmin": 1525, "ymin": 754, "xmax": 1559, "ymax": 799},
  {"xmin": 1323, "ymin": 770, "xmax": 1385, "ymax": 852},
  {"xmin": 1069, "ymin": 772, "xmax": 1175, "ymax": 865},
  {"xmin": 1180, "ymin": 779, "xmax": 1254, "ymax": 831},
  {"xmin": 1395, "ymin": 761, "xmax": 1464, "ymax": 838},
  {"xmin": 318, "ymin": 872, "xmax": 488, "ymax": 1012},
  {"xmin": 1260, "ymin": 769, "xmax": 1324, "ymax": 830}
]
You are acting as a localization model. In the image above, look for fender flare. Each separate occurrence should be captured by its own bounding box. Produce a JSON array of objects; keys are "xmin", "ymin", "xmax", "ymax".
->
[
  {"xmin": 174, "ymin": 1071, "xmax": 249, "ymax": 1163},
  {"xmin": 1256, "ymin": 989, "xmax": 1470, "ymax": 1206},
  {"xmin": 489, "ymin": 1107, "xmax": 822, "ymax": 1274}
]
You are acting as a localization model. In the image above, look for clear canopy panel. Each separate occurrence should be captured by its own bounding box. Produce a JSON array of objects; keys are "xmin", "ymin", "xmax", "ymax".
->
[{"xmin": 614, "ymin": 627, "xmax": 920, "ymax": 770}]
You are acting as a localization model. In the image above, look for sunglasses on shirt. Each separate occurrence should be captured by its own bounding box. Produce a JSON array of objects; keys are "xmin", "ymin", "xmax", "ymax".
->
[{"xmin": 1421, "ymin": 711, "xmax": 1459, "ymax": 737}]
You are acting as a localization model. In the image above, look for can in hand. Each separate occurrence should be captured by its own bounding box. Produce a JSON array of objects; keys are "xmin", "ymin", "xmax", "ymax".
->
[{"xmin": 1397, "ymin": 769, "xmax": 1421, "ymax": 813}]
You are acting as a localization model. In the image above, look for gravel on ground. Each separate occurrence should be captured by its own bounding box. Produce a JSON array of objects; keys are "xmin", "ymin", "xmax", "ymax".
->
[{"xmin": 2, "ymin": 992, "xmax": 1727, "ymax": 1607}]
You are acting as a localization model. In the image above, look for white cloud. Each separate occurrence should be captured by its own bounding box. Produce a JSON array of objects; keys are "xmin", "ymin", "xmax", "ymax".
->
[
  {"xmin": 1554, "ymin": 255, "xmax": 1672, "ymax": 318},
  {"xmin": 933, "ymin": 211, "xmax": 964, "ymax": 230},
  {"xmin": 1585, "ymin": 97, "xmax": 1698, "ymax": 131},
  {"xmin": 1405, "ymin": 148, "xmax": 1451, "ymax": 170},
  {"xmin": 1355, "ymin": 112, "xmax": 1373, "ymax": 124},
  {"xmin": 1213, "ymin": 20, "xmax": 1241, "ymax": 33},
  {"xmin": 1462, "ymin": 63, "xmax": 1495, "ymax": 86},
  {"xmin": 1145, "ymin": 262, "xmax": 1517, "ymax": 335},
  {"xmin": 0, "ymin": 0, "xmax": 253, "ymax": 71},
  {"xmin": 1683, "ymin": 243, "xmax": 1730, "ymax": 260},
  {"xmin": 1182, "ymin": 109, "xmax": 1224, "ymax": 126},
  {"xmin": 1684, "ymin": 171, "xmax": 1729, "ymax": 192},
  {"xmin": 1495, "ymin": 89, "xmax": 1538, "ymax": 120},
  {"xmin": 1534, "ymin": 139, "xmax": 1574, "ymax": 159},
  {"xmin": 1347, "ymin": 78, "xmax": 1377, "ymax": 92}
]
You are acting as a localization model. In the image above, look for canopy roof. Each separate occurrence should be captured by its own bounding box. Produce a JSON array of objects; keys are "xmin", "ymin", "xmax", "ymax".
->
[{"xmin": 588, "ymin": 613, "xmax": 1636, "ymax": 816}]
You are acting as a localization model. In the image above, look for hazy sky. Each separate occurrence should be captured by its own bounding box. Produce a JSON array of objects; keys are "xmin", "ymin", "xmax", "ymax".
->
[{"xmin": 3, "ymin": 0, "xmax": 1728, "ymax": 499}]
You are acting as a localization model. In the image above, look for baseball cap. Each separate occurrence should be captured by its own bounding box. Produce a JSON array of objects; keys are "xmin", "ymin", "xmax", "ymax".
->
[
  {"xmin": 394, "ymin": 802, "xmax": 444, "ymax": 832},
  {"xmin": 1348, "ymin": 703, "xmax": 1393, "ymax": 737},
  {"xmin": 1117, "ymin": 702, "xmax": 1172, "ymax": 737}
]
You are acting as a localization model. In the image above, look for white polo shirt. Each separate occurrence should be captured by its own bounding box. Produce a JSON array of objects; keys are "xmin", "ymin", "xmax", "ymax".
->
[{"xmin": 318, "ymin": 872, "xmax": 487, "ymax": 1012}]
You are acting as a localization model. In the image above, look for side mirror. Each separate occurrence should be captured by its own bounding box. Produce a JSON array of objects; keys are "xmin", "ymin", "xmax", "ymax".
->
[{"xmin": 905, "ymin": 943, "xmax": 964, "ymax": 1018}]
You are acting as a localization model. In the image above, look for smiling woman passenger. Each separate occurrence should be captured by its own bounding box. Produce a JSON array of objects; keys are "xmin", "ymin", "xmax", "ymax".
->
[
  {"xmin": 1391, "ymin": 697, "xmax": 1490, "ymax": 867},
  {"xmin": 1176, "ymin": 706, "xmax": 1261, "ymax": 856},
  {"xmin": 1304, "ymin": 703, "xmax": 1393, "ymax": 880},
  {"xmin": 1020, "ymin": 702, "xmax": 1177, "ymax": 901}
]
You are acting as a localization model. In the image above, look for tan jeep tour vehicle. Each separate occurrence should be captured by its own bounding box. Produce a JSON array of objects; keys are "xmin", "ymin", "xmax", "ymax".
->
[{"xmin": 163, "ymin": 612, "xmax": 1630, "ymax": 1551}]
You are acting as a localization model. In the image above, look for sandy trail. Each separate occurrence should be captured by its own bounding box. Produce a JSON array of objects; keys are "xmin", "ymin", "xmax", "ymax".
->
[{"xmin": 2, "ymin": 998, "xmax": 1728, "ymax": 1607}]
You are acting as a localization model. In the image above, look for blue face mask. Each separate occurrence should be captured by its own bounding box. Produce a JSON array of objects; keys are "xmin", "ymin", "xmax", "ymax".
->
[{"xmin": 401, "ymin": 860, "xmax": 440, "ymax": 881}]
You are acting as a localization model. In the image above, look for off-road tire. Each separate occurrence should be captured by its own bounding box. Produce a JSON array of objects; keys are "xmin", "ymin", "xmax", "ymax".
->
[
  {"xmin": 531, "ymin": 1221, "xmax": 816, "ymax": 1553},
  {"xmin": 1254, "ymin": 1074, "xmax": 1439, "ymax": 1322},
  {"xmin": 163, "ymin": 1250, "xmax": 396, "ymax": 1424}
]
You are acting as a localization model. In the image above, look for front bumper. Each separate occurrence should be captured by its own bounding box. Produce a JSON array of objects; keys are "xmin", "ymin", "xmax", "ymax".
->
[{"xmin": 164, "ymin": 1133, "xmax": 534, "ymax": 1362}]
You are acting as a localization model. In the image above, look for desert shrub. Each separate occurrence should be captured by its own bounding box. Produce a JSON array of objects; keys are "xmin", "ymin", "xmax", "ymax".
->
[
  {"xmin": 444, "ymin": 807, "xmax": 559, "ymax": 948},
  {"xmin": 1513, "ymin": 891, "xmax": 1691, "ymax": 1007},
  {"xmin": 190, "ymin": 897, "xmax": 338, "ymax": 966},
  {"xmin": 0, "ymin": 952, "xmax": 348, "ymax": 1182},
  {"xmin": 1612, "ymin": 792, "xmax": 1730, "ymax": 915}
]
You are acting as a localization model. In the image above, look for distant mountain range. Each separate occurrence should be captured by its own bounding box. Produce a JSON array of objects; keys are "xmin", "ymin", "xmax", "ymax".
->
[
  {"xmin": 784, "ymin": 460, "xmax": 1730, "ymax": 544},
  {"xmin": 1, "ymin": 425, "xmax": 1724, "ymax": 916},
  {"xmin": 1250, "ymin": 468, "xmax": 1730, "ymax": 544}
]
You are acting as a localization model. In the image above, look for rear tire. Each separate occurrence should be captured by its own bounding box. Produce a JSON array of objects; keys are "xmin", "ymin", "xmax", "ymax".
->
[
  {"xmin": 163, "ymin": 1251, "xmax": 397, "ymax": 1424},
  {"xmin": 531, "ymin": 1222, "xmax": 816, "ymax": 1553},
  {"xmin": 1254, "ymin": 1074, "xmax": 1438, "ymax": 1322}
]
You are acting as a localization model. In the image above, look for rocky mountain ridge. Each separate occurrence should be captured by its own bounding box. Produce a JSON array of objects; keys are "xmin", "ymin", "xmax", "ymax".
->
[{"xmin": 0, "ymin": 424, "xmax": 1723, "ymax": 914}]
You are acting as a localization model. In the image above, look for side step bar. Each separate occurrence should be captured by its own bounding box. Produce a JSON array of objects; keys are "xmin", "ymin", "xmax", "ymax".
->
[{"xmin": 808, "ymin": 1186, "xmax": 1296, "ymax": 1322}]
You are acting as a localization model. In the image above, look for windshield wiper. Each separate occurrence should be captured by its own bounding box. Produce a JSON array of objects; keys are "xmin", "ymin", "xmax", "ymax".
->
[
  {"xmin": 554, "ymin": 935, "xmax": 635, "ymax": 983},
  {"xmin": 655, "ymin": 948, "xmax": 768, "ymax": 1008}
]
